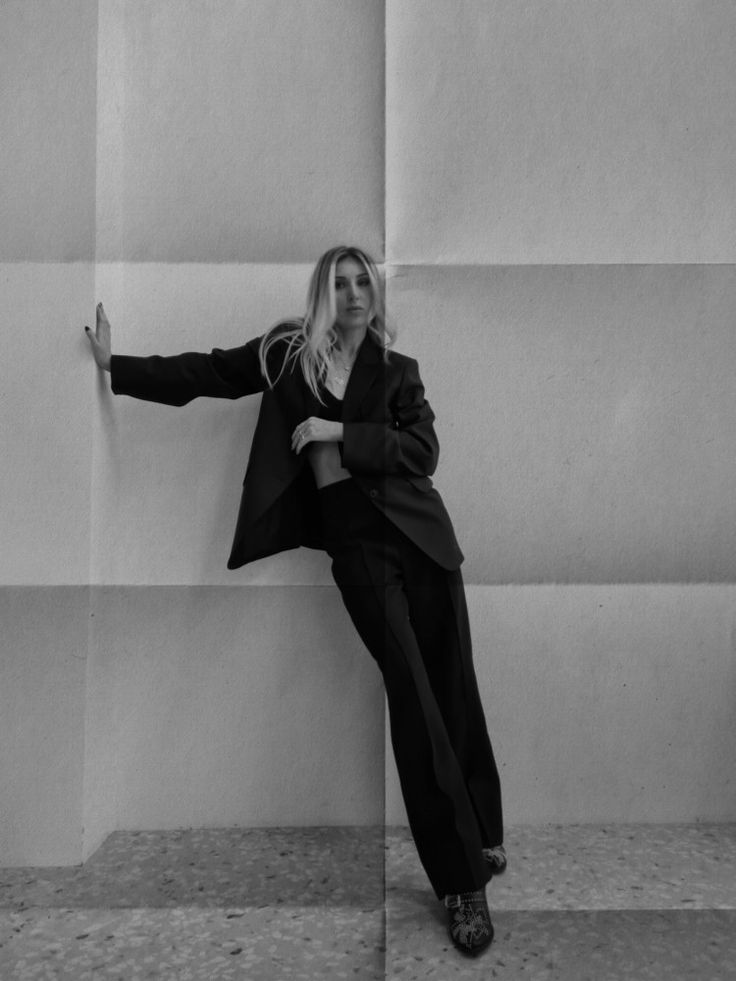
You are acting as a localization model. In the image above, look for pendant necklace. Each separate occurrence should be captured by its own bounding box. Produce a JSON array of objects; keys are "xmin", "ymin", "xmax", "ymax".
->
[{"xmin": 330, "ymin": 348, "xmax": 356, "ymax": 388}]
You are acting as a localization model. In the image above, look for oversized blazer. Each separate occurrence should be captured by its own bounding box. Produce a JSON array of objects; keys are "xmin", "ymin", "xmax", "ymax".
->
[{"xmin": 110, "ymin": 331, "xmax": 464, "ymax": 570}]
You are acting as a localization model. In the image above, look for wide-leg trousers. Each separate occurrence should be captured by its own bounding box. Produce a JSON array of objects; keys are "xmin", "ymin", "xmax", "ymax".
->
[{"xmin": 319, "ymin": 477, "xmax": 503, "ymax": 899}]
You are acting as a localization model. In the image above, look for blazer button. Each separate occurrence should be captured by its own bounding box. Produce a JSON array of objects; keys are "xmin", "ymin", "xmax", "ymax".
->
[{"xmin": 369, "ymin": 489, "xmax": 378, "ymax": 498}]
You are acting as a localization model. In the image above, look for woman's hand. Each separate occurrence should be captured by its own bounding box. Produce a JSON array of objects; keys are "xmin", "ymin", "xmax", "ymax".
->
[
  {"xmin": 84, "ymin": 302, "xmax": 112, "ymax": 372},
  {"xmin": 291, "ymin": 417, "xmax": 343, "ymax": 454}
]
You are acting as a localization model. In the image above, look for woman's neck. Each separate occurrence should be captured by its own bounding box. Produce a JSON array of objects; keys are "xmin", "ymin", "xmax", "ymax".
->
[{"xmin": 334, "ymin": 325, "xmax": 367, "ymax": 359}]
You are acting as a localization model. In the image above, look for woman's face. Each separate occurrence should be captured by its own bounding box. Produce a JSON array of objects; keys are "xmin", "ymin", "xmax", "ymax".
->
[{"xmin": 333, "ymin": 256, "xmax": 373, "ymax": 334}]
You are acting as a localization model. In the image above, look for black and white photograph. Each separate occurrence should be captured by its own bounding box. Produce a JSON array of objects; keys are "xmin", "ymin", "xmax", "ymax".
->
[{"xmin": 1, "ymin": 1, "xmax": 735, "ymax": 977}]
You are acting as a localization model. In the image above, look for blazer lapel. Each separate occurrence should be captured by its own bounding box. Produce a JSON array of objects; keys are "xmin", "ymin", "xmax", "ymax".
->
[{"xmin": 342, "ymin": 335, "xmax": 385, "ymax": 420}]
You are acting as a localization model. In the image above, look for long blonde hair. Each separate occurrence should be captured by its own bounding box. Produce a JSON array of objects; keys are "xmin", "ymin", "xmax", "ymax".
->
[{"xmin": 258, "ymin": 245, "xmax": 395, "ymax": 400}]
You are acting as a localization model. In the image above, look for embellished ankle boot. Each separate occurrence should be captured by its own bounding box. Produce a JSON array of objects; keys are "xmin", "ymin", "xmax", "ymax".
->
[{"xmin": 443, "ymin": 889, "xmax": 494, "ymax": 956}]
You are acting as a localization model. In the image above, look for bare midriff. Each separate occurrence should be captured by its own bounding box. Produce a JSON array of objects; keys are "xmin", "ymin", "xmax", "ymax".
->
[{"xmin": 307, "ymin": 441, "xmax": 351, "ymax": 490}]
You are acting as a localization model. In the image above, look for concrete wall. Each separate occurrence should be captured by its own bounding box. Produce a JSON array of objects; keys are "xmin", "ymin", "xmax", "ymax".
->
[
  {"xmin": 0, "ymin": 0, "xmax": 97, "ymax": 865},
  {"xmin": 2, "ymin": 0, "xmax": 735, "ymax": 866},
  {"xmin": 386, "ymin": 0, "xmax": 736, "ymax": 264}
]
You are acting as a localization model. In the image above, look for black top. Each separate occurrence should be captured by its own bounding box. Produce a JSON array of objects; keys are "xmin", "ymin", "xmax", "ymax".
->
[{"xmin": 317, "ymin": 386, "xmax": 345, "ymax": 422}]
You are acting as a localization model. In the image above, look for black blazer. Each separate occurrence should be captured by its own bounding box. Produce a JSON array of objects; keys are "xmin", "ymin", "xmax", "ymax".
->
[{"xmin": 110, "ymin": 332, "xmax": 464, "ymax": 570}]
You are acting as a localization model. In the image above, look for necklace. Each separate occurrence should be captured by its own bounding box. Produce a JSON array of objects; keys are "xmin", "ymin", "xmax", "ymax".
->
[{"xmin": 329, "ymin": 348, "xmax": 357, "ymax": 387}]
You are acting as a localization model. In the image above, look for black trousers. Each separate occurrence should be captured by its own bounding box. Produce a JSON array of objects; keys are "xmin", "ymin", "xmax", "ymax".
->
[{"xmin": 319, "ymin": 478, "xmax": 503, "ymax": 899}]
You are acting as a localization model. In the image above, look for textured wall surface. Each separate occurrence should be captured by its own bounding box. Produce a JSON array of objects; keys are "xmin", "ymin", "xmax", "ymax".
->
[
  {"xmin": 0, "ymin": 0, "xmax": 97, "ymax": 261},
  {"xmin": 0, "ymin": 589, "xmax": 87, "ymax": 865},
  {"xmin": 0, "ymin": 1, "xmax": 98, "ymax": 865},
  {"xmin": 83, "ymin": 586, "xmax": 384, "ymax": 859},
  {"xmin": 96, "ymin": 0, "xmax": 384, "ymax": 262},
  {"xmin": 0, "ymin": 265, "xmax": 96, "ymax": 584},
  {"xmin": 2, "ymin": 1, "xmax": 736, "ymax": 866},
  {"xmin": 387, "ymin": 0, "xmax": 736, "ymax": 264}
]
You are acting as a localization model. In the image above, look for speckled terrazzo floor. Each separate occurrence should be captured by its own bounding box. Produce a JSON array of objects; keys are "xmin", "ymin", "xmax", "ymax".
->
[
  {"xmin": 1, "ymin": 824, "xmax": 735, "ymax": 980},
  {"xmin": 386, "ymin": 824, "xmax": 736, "ymax": 980}
]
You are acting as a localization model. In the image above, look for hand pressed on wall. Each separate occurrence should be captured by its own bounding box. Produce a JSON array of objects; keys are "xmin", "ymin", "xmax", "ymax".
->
[{"xmin": 84, "ymin": 302, "xmax": 112, "ymax": 372}]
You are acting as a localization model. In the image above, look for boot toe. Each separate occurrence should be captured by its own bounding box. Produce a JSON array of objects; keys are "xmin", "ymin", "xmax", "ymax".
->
[{"xmin": 444, "ymin": 889, "xmax": 494, "ymax": 956}]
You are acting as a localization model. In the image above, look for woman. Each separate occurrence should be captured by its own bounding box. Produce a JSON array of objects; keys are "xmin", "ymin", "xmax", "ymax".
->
[{"xmin": 85, "ymin": 245, "xmax": 506, "ymax": 957}]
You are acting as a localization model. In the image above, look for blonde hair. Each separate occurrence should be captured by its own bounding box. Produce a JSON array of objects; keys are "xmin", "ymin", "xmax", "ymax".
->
[{"xmin": 259, "ymin": 245, "xmax": 395, "ymax": 400}]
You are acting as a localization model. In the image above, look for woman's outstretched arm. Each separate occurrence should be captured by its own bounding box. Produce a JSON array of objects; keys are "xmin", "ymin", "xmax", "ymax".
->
[{"xmin": 83, "ymin": 302, "xmax": 269, "ymax": 405}]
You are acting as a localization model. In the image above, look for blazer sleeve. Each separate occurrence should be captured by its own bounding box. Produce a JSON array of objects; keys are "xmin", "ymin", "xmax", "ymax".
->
[
  {"xmin": 340, "ymin": 357, "xmax": 439, "ymax": 478},
  {"xmin": 110, "ymin": 335, "xmax": 268, "ymax": 406}
]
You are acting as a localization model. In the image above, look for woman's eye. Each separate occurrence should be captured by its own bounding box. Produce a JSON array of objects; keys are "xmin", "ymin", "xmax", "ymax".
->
[{"xmin": 335, "ymin": 278, "xmax": 370, "ymax": 290}]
